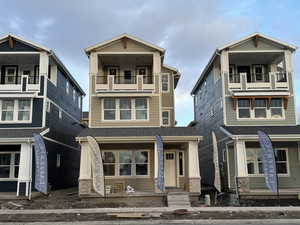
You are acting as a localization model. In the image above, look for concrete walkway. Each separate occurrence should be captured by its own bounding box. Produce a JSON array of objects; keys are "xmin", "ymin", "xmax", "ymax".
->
[{"xmin": 1, "ymin": 206, "xmax": 300, "ymax": 215}]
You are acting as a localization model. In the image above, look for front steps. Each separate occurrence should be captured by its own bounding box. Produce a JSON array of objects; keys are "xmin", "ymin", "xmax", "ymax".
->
[{"xmin": 167, "ymin": 192, "xmax": 191, "ymax": 208}]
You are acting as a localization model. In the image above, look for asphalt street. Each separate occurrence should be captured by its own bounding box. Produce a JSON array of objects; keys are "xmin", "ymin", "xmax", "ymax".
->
[{"xmin": 1, "ymin": 219, "xmax": 300, "ymax": 225}]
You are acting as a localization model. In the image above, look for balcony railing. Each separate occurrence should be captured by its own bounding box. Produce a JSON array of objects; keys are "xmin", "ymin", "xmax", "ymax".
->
[
  {"xmin": 228, "ymin": 72, "xmax": 288, "ymax": 90},
  {"xmin": 95, "ymin": 74, "xmax": 155, "ymax": 91},
  {"xmin": 1, "ymin": 76, "xmax": 39, "ymax": 85}
]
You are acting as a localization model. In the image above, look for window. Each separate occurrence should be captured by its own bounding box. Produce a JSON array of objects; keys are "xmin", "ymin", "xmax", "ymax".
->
[
  {"xmin": 78, "ymin": 96, "xmax": 81, "ymax": 109},
  {"xmin": 137, "ymin": 67, "xmax": 147, "ymax": 76},
  {"xmin": 59, "ymin": 109, "xmax": 62, "ymax": 119},
  {"xmin": 120, "ymin": 98, "xmax": 131, "ymax": 120},
  {"xmin": 270, "ymin": 98, "xmax": 283, "ymax": 119},
  {"xmin": 66, "ymin": 81, "xmax": 69, "ymax": 94},
  {"xmin": 108, "ymin": 67, "xmax": 118, "ymax": 76},
  {"xmin": 0, "ymin": 152, "xmax": 20, "ymax": 179},
  {"xmin": 56, "ymin": 154, "xmax": 61, "ymax": 168},
  {"xmin": 246, "ymin": 148, "xmax": 288, "ymax": 175},
  {"xmin": 178, "ymin": 152, "xmax": 184, "ymax": 176},
  {"xmin": 1, "ymin": 100, "xmax": 14, "ymax": 121},
  {"xmin": 5, "ymin": 67, "xmax": 17, "ymax": 84},
  {"xmin": 135, "ymin": 98, "xmax": 148, "ymax": 120},
  {"xmin": 162, "ymin": 74, "xmax": 169, "ymax": 92},
  {"xmin": 102, "ymin": 151, "xmax": 149, "ymax": 177},
  {"xmin": 46, "ymin": 101, "xmax": 51, "ymax": 113},
  {"xmin": 103, "ymin": 98, "xmax": 116, "ymax": 120},
  {"xmin": 124, "ymin": 70, "xmax": 133, "ymax": 83},
  {"xmin": 18, "ymin": 100, "xmax": 31, "ymax": 121},
  {"xmin": 254, "ymin": 99, "xmax": 267, "ymax": 118},
  {"xmin": 0, "ymin": 99, "xmax": 31, "ymax": 122},
  {"xmin": 73, "ymin": 89, "xmax": 76, "ymax": 102},
  {"xmin": 238, "ymin": 99, "xmax": 251, "ymax": 118},
  {"xmin": 253, "ymin": 65, "xmax": 265, "ymax": 82},
  {"xmin": 162, "ymin": 111, "xmax": 170, "ymax": 126}
]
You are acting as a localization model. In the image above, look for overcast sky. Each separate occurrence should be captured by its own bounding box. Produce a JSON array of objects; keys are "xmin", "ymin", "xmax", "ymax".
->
[{"xmin": 1, "ymin": 0, "xmax": 299, "ymax": 125}]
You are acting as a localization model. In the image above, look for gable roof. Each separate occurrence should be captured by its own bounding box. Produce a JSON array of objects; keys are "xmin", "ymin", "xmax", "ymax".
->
[
  {"xmin": 0, "ymin": 34, "xmax": 85, "ymax": 95},
  {"xmin": 191, "ymin": 33, "xmax": 297, "ymax": 95},
  {"xmin": 218, "ymin": 32, "xmax": 297, "ymax": 51},
  {"xmin": 85, "ymin": 33, "xmax": 165, "ymax": 55}
]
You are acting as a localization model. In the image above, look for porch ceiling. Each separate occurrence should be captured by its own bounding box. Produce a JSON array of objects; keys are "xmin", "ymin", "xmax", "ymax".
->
[
  {"xmin": 99, "ymin": 54, "xmax": 153, "ymax": 65},
  {"xmin": 229, "ymin": 52, "xmax": 283, "ymax": 65},
  {"xmin": 0, "ymin": 54, "xmax": 39, "ymax": 65}
]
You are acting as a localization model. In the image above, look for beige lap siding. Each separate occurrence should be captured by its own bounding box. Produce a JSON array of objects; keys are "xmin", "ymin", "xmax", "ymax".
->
[{"xmin": 90, "ymin": 96, "xmax": 160, "ymax": 127}]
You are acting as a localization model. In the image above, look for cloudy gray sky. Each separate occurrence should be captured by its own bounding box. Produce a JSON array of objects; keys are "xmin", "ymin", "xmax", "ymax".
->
[{"xmin": 1, "ymin": 0, "xmax": 299, "ymax": 125}]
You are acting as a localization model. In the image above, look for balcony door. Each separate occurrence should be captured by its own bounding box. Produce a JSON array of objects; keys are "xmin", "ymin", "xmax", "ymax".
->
[{"xmin": 237, "ymin": 66, "xmax": 251, "ymax": 82}]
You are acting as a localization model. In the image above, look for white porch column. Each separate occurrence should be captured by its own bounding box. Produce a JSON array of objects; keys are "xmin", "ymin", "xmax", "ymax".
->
[
  {"xmin": 79, "ymin": 142, "xmax": 92, "ymax": 195},
  {"xmin": 17, "ymin": 142, "xmax": 32, "ymax": 196},
  {"xmin": 39, "ymin": 52, "xmax": 49, "ymax": 77},
  {"xmin": 234, "ymin": 140, "xmax": 249, "ymax": 192},
  {"xmin": 154, "ymin": 140, "xmax": 160, "ymax": 193},
  {"xmin": 188, "ymin": 141, "xmax": 201, "ymax": 193},
  {"xmin": 284, "ymin": 50, "xmax": 292, "ymax": 73}
]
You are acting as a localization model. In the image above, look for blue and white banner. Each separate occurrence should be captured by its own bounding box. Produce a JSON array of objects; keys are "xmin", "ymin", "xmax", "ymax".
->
[
  {"xmin": 156, "ymin": 135, "xmax": 165, "ymax": 192},
  {"xmin": 257, "ymin": 130, "xmax": 278, "ymax": 193},
  {"xmin": 33, "ymin": 133, "xmax": 48, "ymax": 195}
]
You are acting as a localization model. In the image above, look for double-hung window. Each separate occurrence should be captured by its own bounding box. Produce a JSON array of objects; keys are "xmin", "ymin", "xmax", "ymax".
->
[
  {"xmin": 270, "ymin": 98, "xmax": 283, "ymax": 119},
  {"xmin": 238, "ymin": 99, "xmax": 251, "ymax": 118},
  {"xmin": 0, "ymin": 152, "xmax": 20, "ymax": 179},
  {"xmin": 119, "ymin": 98, "xmax": 131, "ymax": 120},
  {"xmin": 103, "ymin": 98, "xmax": 116, "ymax": 120},
  {"xmin": 253, "ymin": 65, "xmax": 265, "ymax": 82},
  {"xmin": 1, "ymin": 100, "xmax": 14, "ymax": 121},
  {"xmin": 103, "ymin": 152, "xmax": 116, "ymax": 176},
  {"xmin": 18, "ymin": 100, "xmax": 31, "ymax": 121},
  {"xmin": 246, "ymin": 148, "xmax": 288, "ymax": 175},
  {"xmin": 162, "ymin": 111, "xmax": 170, "ymax": 126},
  {"xmin": 66, "ymin": 81, "xmax": 69, "ymax": 94},
  {"xmin": 5, "ymin": 67, "xmax": 17, "ymax": 84},
  {"xmin": 73, "ymin": 89, "xmax": 76, "ymax": 102},
  {"xmin": 254, "ymin": 99, "xmax": 267, "ymax": 118},
  {"xmin": 135, "ymin": 98, "xmax": 148, "ymax": 120},
  {"xmin": 162, "ymin": 74, "xmax": 169, "ymax": 92}
]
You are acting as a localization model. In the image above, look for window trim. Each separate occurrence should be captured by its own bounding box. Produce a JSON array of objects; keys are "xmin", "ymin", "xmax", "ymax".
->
[
  {"xmin": 102, "ymin": 98, "xmax": 149, "ymax": 122},
  {"xmin": 102, "ymin": 150, "xmax": 150, "ymax": 178},
  {"xmin": 177, "ymin": 151, "xmax": 185, "ymax": 177},
  {"xmin": 236, "ymin": 98, "xmax": 285, "ymax": 120},
  {"xmin": 66, "ymin": 81, "xmax": 69, "ymax": 95},
  {"xmin": 0, "ymin": 99, "xmax": 33, "ymax": 123},
  {"xmin": 246, "ymin": 148, "xmax": 290, "ymax": 177},
  {"xmin": 253, "ymin": 64, "xmax": 266, "ymax": 82},
  {"xmin": 161, "ymin": 73, "xmax": 170, "ymax": 92},
  {"xmin": 0, "ymin": 151, "xmax": 20, "ymax": 181},
  {"xmin": 72, "ymin": 89, "xmax": 76, "ymax": 102}
]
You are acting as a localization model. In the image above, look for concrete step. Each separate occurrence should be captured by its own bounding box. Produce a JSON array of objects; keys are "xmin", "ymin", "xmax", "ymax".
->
[{"xmin": 167, "ymin": 193, "xmax": 191, "ymax": 208}]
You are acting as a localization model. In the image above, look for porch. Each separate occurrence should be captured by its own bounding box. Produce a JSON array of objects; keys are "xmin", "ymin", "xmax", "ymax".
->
[{"xmin": 77, "ymin": 127, "xmax": 202, "ymax": 197}]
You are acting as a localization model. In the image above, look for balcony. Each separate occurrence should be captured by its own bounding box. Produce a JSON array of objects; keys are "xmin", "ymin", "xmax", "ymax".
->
[
  {"xmin": 95, "ymin": 75, "xmax": 155, "ymax": 92},
  {"xmin": 0, "ymin": 75, "xmax": 40, "ymax": 92},
  {"xmin": 228, "ymin": 72, "xmax": 288, "ymax": 90}
]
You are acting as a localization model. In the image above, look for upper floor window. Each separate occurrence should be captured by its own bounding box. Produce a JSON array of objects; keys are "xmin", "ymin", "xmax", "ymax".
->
[
  {"xmin": 78, "ymin": 95, "xmax": 81, "ymax": 109},
  {"xmin": 0, "ymin": 152, "xmax": 20, "ymax": 179},
  {"xmin": 66, "ymin": 81, "xmax": 69, "ymax": 94},
  {"xmin": 247, "ymin": 148, "xmax": 288, "ymax": 175},
  {"xmin": 103, "ymin": 98, "xmax": 116, "ymax": 120},
  {"xmin": 135, "ymin": 98, "xmax": 148, "ymax": 120},
  {"xmin": 229, "ymin": 65, "xmax": 239, "ymax": 83},
  {"xmin": 5, "ymin": 67, "xmax": 17, "ymax": 84},
  {"xmin": 0, "ymin": 99, "xmax": 31, "ymax": 123},
  {"xmin": 162, "ymin": 111, "xmax": 170, "ymax": 126},
  {"xmin": 161, "ymin": 74, "xmax": 169, "ymax": 92},
  {"xmin": 102, "ymin": 98, "xmax": 148, "ymax": 121},
  {"xmin": 73, "ymin": 89, "xmax": 76, "ymax": 102},
  {"xmin": 237, "ymin": 98, "xmax": 284, "ymax": 120},
  {"xmin": 253, "ymin": 65, "xmax": 268, "ymax": 82}
]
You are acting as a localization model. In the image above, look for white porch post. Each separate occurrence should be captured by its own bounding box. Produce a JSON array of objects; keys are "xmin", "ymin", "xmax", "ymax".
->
[
  {"xmin": 188, "ymin": 141, "xmax": 201, "ymax": 193},
  {"xmin": 79, "ymin": 142, "xmax": 92, "ymax": 195},
  {"xmin": 17, "ymin": 142, "xmax": 32, "ymax": 197},
  {"xmin": 154, "ymin": 140, "xmax": 161, "ymax": 193},
  {"xmin": 39, "ymin": 52, "xmax": 49, "ymax": 77},
  {"xmin": 234, "ymin": 140, "xmax": 249, "ymax": 192}
]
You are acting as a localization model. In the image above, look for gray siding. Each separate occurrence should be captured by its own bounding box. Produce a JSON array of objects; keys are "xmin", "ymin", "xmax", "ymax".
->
[{"xmin": 0, "ymin": 39, "xmax": 38, "ymax": 52}]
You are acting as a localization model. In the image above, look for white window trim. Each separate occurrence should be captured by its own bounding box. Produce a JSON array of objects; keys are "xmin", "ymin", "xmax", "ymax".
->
[
  {"xmin": 102, "ymin": 98, "xmax": 149, "ymax": 122},
  {"xmin": 0, "ymin": 151, "xmax": 20, "ymax": 181},
  {"xmin": 161, "ymin": 73, "xmax": 170, "ymax": 92},
  {"xmin": 5, "ymin": 66, "xmax": 17, "ymax": 84},
  {"xmin": 72, "ymin": 89, "xmax": 76, "ymax": 102},
  {"xmin": 102, "ymin": 150, "xmax": 150, "ymax": 178},
  {"xmin": 177, "ymin": 151, "xmax": 185, "ymax": 177},
  {"xmin": 0, "ymin": 99, "xmax": 33, "ymax": 124},
  {"xmin": 78, "ymin": 95, "xmax": 81, "ymax": 109},
  {"xmin": 46, "ymin": 100, "xmax": 51, "ymax": 113},
  {"xmin": 59, "ymin": 108, "xmax": 62, "ymax": 119},
  {"xmin": 162, "ymin": 110, "xmax": 170, "ymax": 126},
  {"xmin": 246, "ymin": 148, "xmax": 290, "ymax": 177},
  {"xmin": 237, "ymin": 99, "xmax": 285, "ymax": 120}
]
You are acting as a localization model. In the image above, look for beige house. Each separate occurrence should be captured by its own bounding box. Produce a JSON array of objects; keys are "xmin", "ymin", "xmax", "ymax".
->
[{"xmin": 77, "ymin": 34, "xmax": 201, "ymax": 198}]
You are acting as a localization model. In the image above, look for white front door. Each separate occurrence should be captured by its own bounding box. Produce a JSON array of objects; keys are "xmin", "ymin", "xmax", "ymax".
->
[{"xmin": 164, "ymin": 152, "xmax": 176, "ymax": 187}]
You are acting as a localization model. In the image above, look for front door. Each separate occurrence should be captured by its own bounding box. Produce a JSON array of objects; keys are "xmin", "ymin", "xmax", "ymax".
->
[
  {"xmin": 164, "ymin": 152, "xmax": 176, "ymax": 187},
  {"xmin": 237, "ymin": 66, "xmax": 251, "ymax": 82}
]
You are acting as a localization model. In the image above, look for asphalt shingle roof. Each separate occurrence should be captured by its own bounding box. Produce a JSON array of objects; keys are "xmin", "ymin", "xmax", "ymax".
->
[
  {"xmin": 78, "ymin": 127, "xmax": 200, "ymax": 137},
  {"xmin": 222, "ymin": 125, "xmax": 300, "ymax": 135}
]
